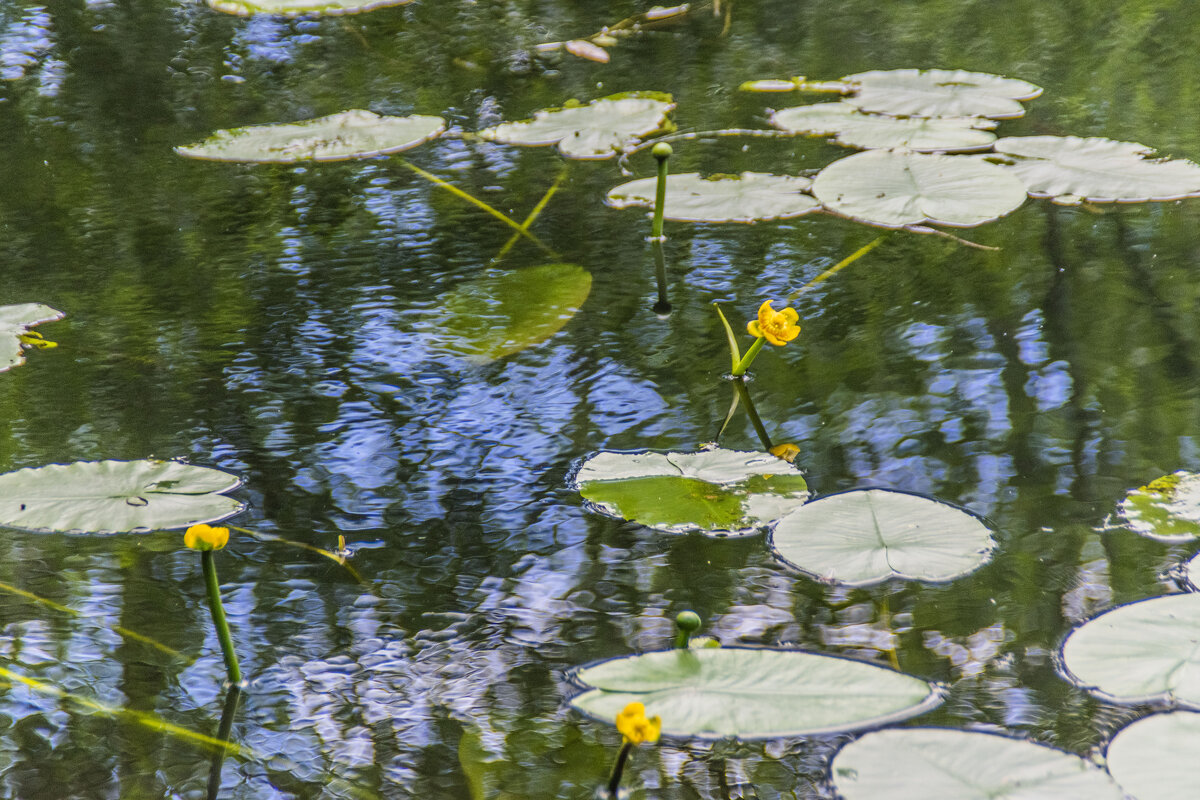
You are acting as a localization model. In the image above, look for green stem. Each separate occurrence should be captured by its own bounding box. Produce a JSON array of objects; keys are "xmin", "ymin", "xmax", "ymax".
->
[
  {"xmin": 733, "ymin": 379, "xmax": 773, "ymax": 451},
  {"xmin": 730, "ymin": 336, "xmax": 766, "ymax": 377},
  {"xmin": 606, "ymin": 740, "xmax": 633, "ymax": 797},
  {"xmin": 651, "ymin": 238, "xmax": 671, "ymax": 315},
  {"xmin": 201, "ymin": 551, "xmax": 242, "ymax": 686},
  {"xmin": 651, "ymin": 143, "xmax": 671, "ymax": 239}
]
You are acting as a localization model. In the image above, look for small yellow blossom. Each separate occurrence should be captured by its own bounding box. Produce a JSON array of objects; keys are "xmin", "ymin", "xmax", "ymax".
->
[
  {"xmin": 746, "ymin": 300, "xmax": 800, "ymax": 346},
  {"xmin": 770, "ymin": 443, "xmax": 801, "ymax": 463},
  {"xmin": 616, "ymin": 702, "xmax": 662, "ymax": 745},
  {"xmin": 184, "ymin": 524, "xmax": 229, "ymax": 552}
]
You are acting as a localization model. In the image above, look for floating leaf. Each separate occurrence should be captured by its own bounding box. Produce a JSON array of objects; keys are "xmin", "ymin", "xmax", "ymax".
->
[
  {"xmin": 770, "ymin": 102, "xmax": 997, "ymax": 153},
  {"xmin": 605, "ymin": 172, "xmax": 819, "ymax": 222},
  {"xmin": 0, "ymin": 303, "xmax": 63, "ymax": 372},
  {"xmin": 1119, "ymin": 471, "xmax": 1200, "ymax": 543},
  {"xmin": 811, "ymin": 150, "xmax": 1027, "ymax": 228},
  {"xmin": 175, "ymin": 110, "xmax": 445, "ymax": 163},
  {"xmin": 831, "ymin": 728, "xmax": 1125, "ymax": 799},
  {"xmin": 1106, "ymin": 711, "xmax": 1200, "ymax": 800},
  {"xmin": 206, "ymin": 0, "xmax": 412, "ymax": 16},
  {"xmin": 1060, "ymin": 593, "xmax": 1200, "ymax": 705},
  {"xmin": 770, "ymin": 489, "xmax": 995, "ymax": 586},
  {"xmin": 571, "ymin": 647, "xmax": 940, "ymax": 739},
  {"xmin": 842, "ymin": 68, "xmax": 1042, "ymax": 119},
  {"xmin": 477, "ymin": 92, "xmax": 674, "ymax": 159},
  {"xmin": 0, "ymin": 460, "xmax": 244, "ymax": 534},
  {"xmin": 994, "ymin": 136, "xmax": 1200, "ymax": 204},
  {"xmin": 574, "ymin": 448, "xmax": 809, "ymax": 536},
  {"xmin": 418, "ymin": 264, "xmax": 591, "ymax": 364}
]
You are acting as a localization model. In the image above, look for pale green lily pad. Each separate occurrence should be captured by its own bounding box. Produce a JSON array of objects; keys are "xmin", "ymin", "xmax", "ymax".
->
[
  {"xmin": 811, "ymin": 150, "xmax": 1027, "ymax": 228},
  {"xmin": 419, "ymin": 263, "xmax": 591, "ymax": 364},
  {"xmin": 832, "ymin": 728, "xmax": 1125, "ymax": 799},
  {"xmin": 994, "ymin": 136, "xmax": 1200, "ymax": 204},
  {"xmin": 571, "ymin": 647, "xmax": 940, "ymax": 739},
  {"xmin": 843, "ymin": 68, "xmax": 1042, "ymax": 119},
  {"xmin": 1106, "ymin": 711, "xmax": 1200, "ymax": 800},
  {"xmin": 477, "ymin": 92, "xmax": 675, "ymax": 159},
  {"xmin": 770, "ymin": 489, "xmax": 995, "ymax": 586},
  {"xmin": 574, "ymin": 448, "xmax": 809, "ymax": 536},
  {"xmin": 1119, "ymin": 471, "xmax": 1200, "ymax": 543},
  {"xmin": 0, "ymin": 460, "xmax": 244, "ymax": 534},
  {"xmin": 175, "ymin": 111, "xmax": 445, "ymax": 163},
  {"xmin": 604, "ymin": 172, "xmax": 819, "ymax": 222},
  {"xmin": 0, "ymin": 303, "xmax": 63, "ymax": 372},
  {"xmin": 770, "ymin": 102, "xmax": 997, "ymax": 153},
  {"xmin": 1060, "ymin": 593, "xmax": 1200, "ymax": 705},
  {"xmin": 206, "ymin": 0, "xmax": 412, "ymax": 16}
]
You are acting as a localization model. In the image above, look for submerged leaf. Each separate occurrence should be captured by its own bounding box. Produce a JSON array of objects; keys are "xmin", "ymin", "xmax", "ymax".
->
[
  {"xmin": 843, "ymin": 68, "xmax": 1042, "ymax": 119},
  {"xmin": 477, "ymin": 92, "xmax": 674, "ymax": 159},
  {"xmin": 0, "ymin": 303, "xmax": 63, "ymax": 372},
  {"xmin": 770, "ymin": 101, "xmax": 997, "ymax": 153},
  {"xmin": 1120, "ymin": 471, "xmax": 1200, "ymax": 543},
  {"xmin": 206, "ymin": 0, "xmax": 412, "ymax": 16},
  {"xmin": 606, "ymin": 172, "xmax": 818, "ymax": 222},
  {"xmin": 571, "ymin": 647, "xmax": 941, "ymax": 739},
  {"xmin": 175, "ymin": 110, "xmax": 445, "ymax": 163}
]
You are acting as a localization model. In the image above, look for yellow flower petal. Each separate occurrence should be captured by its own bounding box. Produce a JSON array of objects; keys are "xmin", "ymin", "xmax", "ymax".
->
[
  {"xmin": 616, "ymin": 701, "xmax": 661, "ymax": 745},
  {"xmin": 747, "ymin": 320, "xmax": 762, "ymax": 338},
  {"xmin": 184, "ymin": 524, "xmax": 229, "ymax": 552},
  {"xmin": 753, "ymin": 299, "xmax": 801, "ymax": 347}
]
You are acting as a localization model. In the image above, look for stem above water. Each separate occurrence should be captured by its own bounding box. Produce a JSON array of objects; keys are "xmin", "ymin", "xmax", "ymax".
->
[{"xmin": 201, "ymin": 551, "xmax": 242, "ymax": 686}]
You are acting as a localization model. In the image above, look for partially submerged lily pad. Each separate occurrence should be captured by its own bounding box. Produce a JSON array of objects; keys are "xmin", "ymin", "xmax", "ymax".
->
[
  {"xmin": 832, "ymin": 728, "xmax": 1125, "ymax": 799},
  {"xmin": 0, "ymin": 460, "xmax": 244, "ymax": 534},
  {"xmin": 843, "ymin": 68, "xmax": 1042, "ymax": 119},
  {"xmin": 418, "ymin": 263, "xmax": 592, "ymax": 364},
  {"xmin": 1, "ymin": 303, "xmax": 62, "ymax": 372},
  {"xmin": 574, "ymin": 448, "xmax": 809, "ymax": 536},
  {"xmin": 571, "ymin": 647, "xmax": 941, "ymax": 739},
  {"xmin": 770, "ymin": 489, "xmax": 995, "ymax": 586},
  {"xmin": 476, "ymin": 92, "xmax": 675, "ymax": 159},
  {"xmin": 1119, "ymin": 471, "xmax": 1200, "ymax": 543},
  {"xmin": 811, "ymin": 150, "xmax": 1027, "ymax": 228},
  {"xmin": 1106, "ymin": 711, "xmax": 1200, "ymax": 800},
  {"xmin": 1060, "ymin": 593, "xmax": 1200, "ymax": 706},
  {"xmin": 994, "ymin": 135, "xmax": 1200, "ymax": 204},
  {"xmin": 206, "ymin": 0, "xmax": 412, "ymax": 16},
  {"xmin": 175, "ymin": 110, "xmax": 446, "ymax": 163},
  {"xmin": 770, "ymin": 102, "xmax": 997, "ymax": 153},
  {"xmin": 604, "ymin": 172, "xmax": 819, "ymax": 222}
]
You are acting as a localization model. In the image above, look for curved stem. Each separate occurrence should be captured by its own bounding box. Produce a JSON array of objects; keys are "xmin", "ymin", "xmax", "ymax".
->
[{"xmin": 201, "ymin": 551, "xmax": 242, "ymax": 686}]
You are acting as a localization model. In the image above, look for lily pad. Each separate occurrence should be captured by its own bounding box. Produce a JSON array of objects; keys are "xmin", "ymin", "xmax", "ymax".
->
[
  {"xmin": 811, "ymin": 150, "xmax": 1027, "ymax": 228},
  {"xmin": 770, "ymin": 489, "xmax": 995, "ymax": 586},
  {"xmin": 1060, "ymin": 593, "xmax": 1200, "ymax": 705},
  {"xmin": 843, "ymin": 68, "xmax": 1042, "ymax": 119},
  {"xmin": 1106, "ymin": 711, "xmax": 1200, "ymax": 800},
  {"xmin": 476, "ymin": 92, "xmax": 675, "ymax": 159},
  {"xmin": 206, "ymin": 0, "xmax": 412, "ymax": 16},
  {"xmin": 1119, "ymin": 471, "xmax": 1200, "ymax": 543},
  {"xmin": 994, "ymin": 135, "xmax": 1200, "ymax": 204},
  {"xmin": 574, "ymin": 448, "xmax": 809, "ymax": 536},
  {"xmin": 1, "ymin": 303, "xmax": 62, "ymax": 372},
  {"xmin": 831, "ymin": 728, "xmax": 1125, "ymax": 799},
  {"xmin": 604, "ymin": 172, "xmax": 819, "ymax": 222},
  {"xmin": 571, "ymin": 647, "xmax": 941, "ymax": 739},
  {"xmin": 0, "ymin": 460, "xmax": 244, "ymax": 534},
  {"xmin": 175, "ymin": 110, "xmax": 445, "ymax": 163},
  {"xmin": 418, "ymin": 263, "xmax": 592, "ymax": 364},
  {"xmin": 770, "ymin": 102, "xmax": 997, "ymax": 153}
]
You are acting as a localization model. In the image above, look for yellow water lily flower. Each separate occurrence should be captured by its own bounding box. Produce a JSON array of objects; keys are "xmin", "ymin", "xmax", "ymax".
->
[
  {"xmin": 769, "ymin": 442, "xmax": 801, "ymax": 463},
  {"xmin": 746, "ymin": 300, "xmax": 800, "ymax": 346},
  {"xmin": 616, "ymin": 701, "xmax": 662, "ymax": 745},
  {"xmin": 184, "ymin": 523, "xmax": 229, "ymax": 552}
]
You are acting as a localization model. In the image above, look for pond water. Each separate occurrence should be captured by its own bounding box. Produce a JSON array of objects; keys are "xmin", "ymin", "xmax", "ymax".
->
[{"xmin": 2, "ymin": 0, "xmax": 1200, "ymax": 797}]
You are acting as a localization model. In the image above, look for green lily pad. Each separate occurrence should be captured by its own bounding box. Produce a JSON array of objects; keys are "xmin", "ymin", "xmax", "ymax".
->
[
  {"xmin": 604, "ymin": 172, "xmax": 819, "ymax": 222},
  {"xmin": 811, "ymin": 150, "xmax": 1027, "ymax": 228},
  {"xmin": 574, "ymin": 448, "xmax": 809, "ymax": 536},
  {"xmin": 1106, "ymin": 711, "xmax": 1200, "ymax": 800},
  {"xmin": 832, "ymin": 728, "xmax": 1125, "ymax": 799},
  {"xmin": 175, "ymin": 110, "xmax": 445, "ymax": 163},
  {"xmin": 994, "ymin": 136, "xmax": 1200, "ymax": 205},
  {"xmin": 1, "ymin": 303, "xmax": 63, "ymax": 372},
  {"xmin": 419, "ymin": 263, "xmax": 592, "ymax": 364},
  {"xmin": 843, "ymin": 68, "xmax": 1042, "ymax": 119},
  {"xmin": 0, "ymin": 460, "xmax": 244, "ymax": 534},
  {"xmin": 770, "ymin": 489, "xmax": 995, "ymax": 586},
  {"xmin": 770, "ymin": 102, "xmax": 997, "ymax": 153},
  {"xmin": 1060, "ymin": 593, "xmax": 1200, "ymax": 705},
  {"xmin": 1119, "ymin": 471, "xmax": 1200, "ymax": 543},
  {"xmin": 206, "ymin": 0, "xmax": 412, "ymax": 16},
  {"xmin": 477, "ymin": 92, "xmax": 675, "ymax": 159},
  {"xmin": 571, "ymin": 647, "xmax": 940, "ymax": 739}
]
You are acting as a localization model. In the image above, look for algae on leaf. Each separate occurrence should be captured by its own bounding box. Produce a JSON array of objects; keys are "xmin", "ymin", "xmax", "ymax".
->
[
  {"xmin": 477, "ymin": 92, "xmax": 675, "ymax": 159},
  {"xmin": 605, "ymin": 172, "xmax": 819, "ymax": 222},
  {"xmin": 1119, "ymin": 471, "xmax": 1200, "ymax": 543}
]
